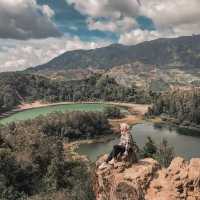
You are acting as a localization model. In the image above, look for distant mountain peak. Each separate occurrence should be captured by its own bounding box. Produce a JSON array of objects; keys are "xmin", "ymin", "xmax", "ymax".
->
[{"xmin": 27, "ymin": 34, "xmax": 200, "ymax": 73}]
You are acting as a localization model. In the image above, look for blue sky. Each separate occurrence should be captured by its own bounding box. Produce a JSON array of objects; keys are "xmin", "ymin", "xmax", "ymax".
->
[
  {"xmin": 0, "ymin": 0, "xmax": 199, "ymax": 71},
  {"xmin": 37, "ymin": 0, "xmax": 154, "ymax": 43}
]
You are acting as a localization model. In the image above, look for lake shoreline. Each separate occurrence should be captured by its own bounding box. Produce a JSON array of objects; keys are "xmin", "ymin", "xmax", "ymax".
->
[
  {"xmin": 64, "ymin": 117, "xmax": 146, "ymax": 161},
  {"xmin": 0, "ymin": 101, "xmax": 149, "ymax": 125},
  {"xmin": 0, "ymin": 101, "xmax": 149, "ymax": 160},
  {"xmin": 63, "ymin": 103, "xmax": 148, "ymax": 160},
  {"xmin": 76, "ymin": 122, "xmax": 200, "ymax": 161},
  {"xmin": 0, "ymin": 100, "xmax": 148, "ymax": 117},
  {"xmin": 148, "ymin": 116, "xmax": 200, "ymax": 136},
  {"xmin": 72, "ymin": 115, "xmax": 200, "ymax": 162},
  {"xmin": 64, "ymin": 134, "xmax": 118, "ymax": 161}
]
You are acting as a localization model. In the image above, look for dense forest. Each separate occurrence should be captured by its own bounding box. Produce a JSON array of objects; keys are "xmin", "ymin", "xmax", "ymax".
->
[
  {"xmin": 8, "ymin": 111, "xmax": 112, "ymax": 140},
  {"xmin": 149, "ymin": 88, "xmax": 200, "ymax": 125},
  {"xmin": 0, "ymin": 111, "xmax": 113, "ymax": 200},
  {"xmin": 0, "ymin": 72, "xmax": 143, "ymax": 113}
]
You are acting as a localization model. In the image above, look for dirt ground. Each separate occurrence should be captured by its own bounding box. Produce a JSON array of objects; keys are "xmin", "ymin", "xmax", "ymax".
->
[{"xmin": 109, "ymin": 103, "xmax": 149, "ymax": 133}]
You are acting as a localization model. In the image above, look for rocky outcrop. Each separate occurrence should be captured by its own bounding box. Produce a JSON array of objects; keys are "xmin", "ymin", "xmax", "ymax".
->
[{"xmin": 94, "ymin": 156, "xmax": 200, "ymax": 200}]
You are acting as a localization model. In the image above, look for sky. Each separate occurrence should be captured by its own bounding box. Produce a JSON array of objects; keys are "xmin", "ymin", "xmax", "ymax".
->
[{"xmin": 0, "ymin": 0, "xmax": 200, "ymax": 72}]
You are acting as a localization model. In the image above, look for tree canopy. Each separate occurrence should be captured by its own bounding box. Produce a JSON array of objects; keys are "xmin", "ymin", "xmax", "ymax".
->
[
  {"xmin": 0, "ymin": 110, "xmax": 113, "ymax": 200},
  {"xmin": 0, "ymin": 72, "xmax": 138, "ymax": 113},
  {"xmin": 149, "ymin": 88, "xmax": 200, "ymax": 125}
]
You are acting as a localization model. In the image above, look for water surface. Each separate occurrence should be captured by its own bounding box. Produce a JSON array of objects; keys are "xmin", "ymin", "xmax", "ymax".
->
[{"xmin": 77, "ymin": 123, "xmax": 200, "ymax": 161}]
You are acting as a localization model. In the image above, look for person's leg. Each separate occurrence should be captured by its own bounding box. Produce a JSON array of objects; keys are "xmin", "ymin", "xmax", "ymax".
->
[
  {"xmin": 106, "ymin": 145, "xmax": 125, "ymax": 163},
  {"xmin": 106, "ymin": 146, "xmax": 116, "ymax": 163},
  {"xmin": 99, "ymin": 145, "xmax": 125, "ymax": 170},
  {"xmin": 115, "ymin": 145, "xmax": 125, "ymax": 158}
]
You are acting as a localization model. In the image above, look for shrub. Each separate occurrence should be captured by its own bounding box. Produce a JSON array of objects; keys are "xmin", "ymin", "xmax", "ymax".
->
[
  {"xmin": 141, "ymin": 137, "xmax": 175, "ymax": 167},
  {"xmin": 141, "ymin": 136, "xmax": 157, "ymax": 158},
  {"xmin": 103, "ymin": 106, "xmax": 122, "ymax": 119},
  {"xmin": 154, "ymin": 139, "xmax": 175, "ymax": 167}
]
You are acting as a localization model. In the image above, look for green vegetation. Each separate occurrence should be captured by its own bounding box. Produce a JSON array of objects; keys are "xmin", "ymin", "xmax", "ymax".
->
[
  {"xmin": 141, "ymin": 136, "xmax": 157, "ymax": 158},
  {"xmin": 0, "ymin": 133, "xmax": 94, "ymax": 200},
  {"xmin": 0, "ymin": 103, "xmax": 117, "ymax": 125},
  {"xmin": 2, "ymin": 111, "xmax": 112, "ymax": 140},
  {"xmin": 0, "ymin": 111, "xmax": 114, "ymax": 200},
  {"xmin": 154, "ymin": 139, "xmax": 175, "ymax": 167},
  {"xmin": 103, "ymin": 106, "xmax": 122, "ymax": 119},
  {"xmin": 149, "ymin": 88, "xmax": 200, "ymax": 126},
  {"xmin": 0, "ymin": 72, "xmax": 137, "ymax": 113},
  {"xmin": 141, "ymin": 137, "xmax": 175, "ymax": 167}
]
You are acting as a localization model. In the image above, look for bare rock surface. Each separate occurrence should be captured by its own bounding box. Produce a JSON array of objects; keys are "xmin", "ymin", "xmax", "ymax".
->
[{"xmin": 94, "ymin": 155, "xmax": 200, "ymax": 200}]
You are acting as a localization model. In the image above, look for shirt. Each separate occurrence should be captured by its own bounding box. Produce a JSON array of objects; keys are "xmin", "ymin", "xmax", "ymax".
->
[{"xmin": 119, "ymin": 132, "xmax": 133, "ymax": 152}]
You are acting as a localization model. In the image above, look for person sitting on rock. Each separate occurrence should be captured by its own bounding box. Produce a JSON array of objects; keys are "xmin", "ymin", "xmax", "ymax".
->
[{"xmin": 99, "ymin": 123, "xmax": 137, "ymax": 170}]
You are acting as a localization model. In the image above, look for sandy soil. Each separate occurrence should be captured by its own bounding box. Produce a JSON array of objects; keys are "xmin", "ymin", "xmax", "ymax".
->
[
  {"xmin": 109, "ymin": 103, "xmax": 149, "ymax": 116},
  {"xmin": 108, "ymin": 103, "xmax": 149, "ymax": 132},
  {"xmin": 109, "ymin": 115, "xmax": 143, "ymax": 133},
  {"xmin": 18, "ymin": 101, "xmax": 74, "ymax": 110}
]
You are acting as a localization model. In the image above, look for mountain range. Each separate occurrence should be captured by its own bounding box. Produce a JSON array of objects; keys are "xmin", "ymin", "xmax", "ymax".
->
[{"xmin": 27, "ymin": 34, "xmax": 200, "ymax": 91}]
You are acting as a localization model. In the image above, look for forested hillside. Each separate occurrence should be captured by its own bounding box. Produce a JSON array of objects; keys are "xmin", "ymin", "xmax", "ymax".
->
[
  {"xmin": 0, "ymin": 72, "xmax": 141, "ymax": 113},
  {"xmin": 149, "ymin": 88, "xmax": 200, "ymax": 125},
  {"xmin": 30, "ymin": 35, "xmax": 200, "ymax": 73},
  {"xmin": 25, "ymin": 35, "xmax": 200, "ymax": 92}
]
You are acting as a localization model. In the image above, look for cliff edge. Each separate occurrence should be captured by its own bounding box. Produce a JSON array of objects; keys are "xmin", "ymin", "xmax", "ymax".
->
[{"xmin": 94, "ymin": 155, "xmax": 200, "ymax": 200}]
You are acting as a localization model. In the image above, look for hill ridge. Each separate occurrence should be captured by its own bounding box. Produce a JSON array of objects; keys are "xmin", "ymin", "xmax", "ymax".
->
[{"xmin": 28, "ymin": 34, "xmax": 200, "ymax": 73}]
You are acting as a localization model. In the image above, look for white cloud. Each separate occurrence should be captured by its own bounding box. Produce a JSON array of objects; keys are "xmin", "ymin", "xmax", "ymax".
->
[
  {"xmin": 67, "ymin": 0, "xmax": 140, "ymax": 18},
  {"xmin": 42, "ymin": 5, "xmax": 55, "ymax": 19},
  {"xmin": 67, "ymin": 0, "xmax": 140, "ymax": 34},
  {"xmin": 119, "ymin": 0, "xmax": 200, "ymax": 45},
  {"xmin": 0, "ymin": 0, "xmax": 61, "ymax": 39},
  {"xmin": 1, "ymin": 0, "xmax": 200, "ymax": 72},
  {"xmin": 119, "ymin": 29, "xmax": 159, "ymax": 45},
  {"xmin": 68, "ymin": 0, "xmax": 200, "ymax": 45},
  {"xmin": 141, "ymin": 0, "xmax": 200, "ymax": 28},
  {"xmin": 118, "ymin": 0, "xmax": 200, "ymax": 45},
  {"xmin": 140, "ymin": 0, "xmax": 200, "ymax": 37},
  {"xmin": 119, "ymin": 29, "xmax": 177, "ymax": 45},
  {"xmin": 87, "ymin": 17, "xmax": 137, "ymax": 33},
  {"xmin": 0, "ymin": 37, "xmax": 111, "ymax": 72}
]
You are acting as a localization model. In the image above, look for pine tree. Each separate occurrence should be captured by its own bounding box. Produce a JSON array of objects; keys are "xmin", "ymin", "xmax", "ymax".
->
[{"xmin": 142, "ymin": 136, "xmax": 157, "ymax": 158}]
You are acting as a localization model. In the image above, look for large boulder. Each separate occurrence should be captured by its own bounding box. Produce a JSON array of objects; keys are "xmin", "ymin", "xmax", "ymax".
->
[
  {"xmin": 94, "ymin": 156, "xmax": 160, "ymax": 200},
  {"xmin": 94, "ymin": 156, "xmax": 200, "ymax": 200}
]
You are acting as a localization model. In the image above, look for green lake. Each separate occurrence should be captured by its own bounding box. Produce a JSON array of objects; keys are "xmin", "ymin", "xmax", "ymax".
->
[{"xmin": 0, "ymin": 103, "xmax": 124, "ymax": 125}]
